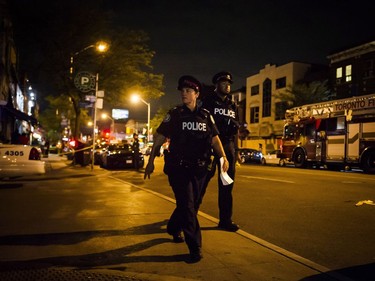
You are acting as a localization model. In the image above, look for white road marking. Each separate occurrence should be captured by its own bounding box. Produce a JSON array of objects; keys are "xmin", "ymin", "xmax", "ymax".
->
[{"xmin": 240, "ymin": 175, "xmax": 295, "ymax": 183}]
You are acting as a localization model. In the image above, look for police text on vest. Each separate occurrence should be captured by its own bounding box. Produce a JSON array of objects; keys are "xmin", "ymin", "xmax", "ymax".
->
[
  {"xmin": 182, "ymin": 122, "xmax": 207, "ymax": 131},
  {"xmin": 214, "ymin": 108, "xmax": 235, "ymax": 118}
]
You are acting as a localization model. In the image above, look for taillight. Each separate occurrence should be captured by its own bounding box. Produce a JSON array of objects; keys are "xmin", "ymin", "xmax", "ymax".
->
[
  {"xmin": 69, "ymin": 140, "xmax": 77, "ymax": 148},
  {"xmin": 29, "ymin": 147, "xmax": 41, "ymax": 160}
]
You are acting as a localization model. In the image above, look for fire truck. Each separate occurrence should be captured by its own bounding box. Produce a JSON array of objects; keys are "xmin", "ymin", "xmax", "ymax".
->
[{"xmin": 279, "ymin": 93, "xmax": 375, "ymax": 173}]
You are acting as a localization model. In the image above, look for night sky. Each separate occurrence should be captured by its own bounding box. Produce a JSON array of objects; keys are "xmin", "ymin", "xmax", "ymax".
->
[
  {"xmin": 108, "ymin": 0, "xmax": 374, "ymax": 107},
  {"xmin": 10, "ymin": 0, "xmax": 375, "ymax": 116}
]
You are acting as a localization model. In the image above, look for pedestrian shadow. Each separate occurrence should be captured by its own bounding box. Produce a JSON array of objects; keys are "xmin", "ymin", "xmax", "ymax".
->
[
  {"xmin": 0, "ymin": 238, "xmax": 187, "ymax": 269},
  {"xmin": 0, "ymin": 218, "xmax": 191, "ymax": 267},
  {"xmin": 0, "ymin": 219, "xmax": 169, "ymax": 246},
  {"xmin": 0, "ymin": 183, "xmax": 23, "ymax": 189},
  {"xmin": 201, "ymin": 226, "xmax": 221, "ymax": 231},
  {"xmin": 299, "ymin": 262, "xmax": 375, "ymax": 281}
]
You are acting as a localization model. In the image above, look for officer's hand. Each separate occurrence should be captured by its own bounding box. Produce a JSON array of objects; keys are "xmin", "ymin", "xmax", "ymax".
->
[
  {"xmin": 144, "ymin": 162, "xmax": 154, "ymax": 179},
  {"xmin": 221, "ymin": 158, "xmax": 229, "ymax": 173},
  {"xmin": 236, "ymin": 152, "xmax": 241, "ymax": 163}
]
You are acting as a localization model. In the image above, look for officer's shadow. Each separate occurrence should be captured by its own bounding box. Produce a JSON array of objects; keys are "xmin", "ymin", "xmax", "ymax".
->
[{"xmin": 0, "ymin": 219, "xmax": 189, "ymax": 268}]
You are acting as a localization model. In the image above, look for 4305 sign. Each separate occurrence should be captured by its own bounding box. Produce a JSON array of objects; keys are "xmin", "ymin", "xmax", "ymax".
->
[{"xmin": 1, "ymin": 150, "xmax": 25, "ymax": 157}]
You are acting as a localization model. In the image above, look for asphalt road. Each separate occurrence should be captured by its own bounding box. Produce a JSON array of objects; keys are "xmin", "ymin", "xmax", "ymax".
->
[{"xmin": 137, "ymin": 157, "xmax": 375, "ymax": 271}]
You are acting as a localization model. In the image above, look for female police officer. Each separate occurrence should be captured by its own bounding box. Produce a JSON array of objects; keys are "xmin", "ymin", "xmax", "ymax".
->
[{"xmin": 144, "ymin": 75, "xmax": 229, "ymax": 263}]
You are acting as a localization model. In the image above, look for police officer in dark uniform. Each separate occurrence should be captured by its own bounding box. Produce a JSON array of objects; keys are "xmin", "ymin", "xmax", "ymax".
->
[
  {"xmin": 144, "ymin": 75, "xmax": 229, "ymax": 263},
  {"xmin": 201, "ymin": 71, "xmax": 240, "ymax": 232}
]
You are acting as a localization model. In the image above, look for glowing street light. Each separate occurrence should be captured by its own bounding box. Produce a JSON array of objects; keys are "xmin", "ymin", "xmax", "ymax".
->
[
  {"xmin": 131, "ymin": 94, "xmax": 151, "ymax": 143},
  {"xmin": 70, "ymin": 40, "xmax": 109, "ymax": 170},
  {"xmin": 70, "ymin": 41, "xmax": 109, "ymax": 75}
]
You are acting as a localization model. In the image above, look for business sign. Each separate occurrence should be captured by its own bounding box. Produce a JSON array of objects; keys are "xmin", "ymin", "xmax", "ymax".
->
[
  {"xmin": 74, "ymin": 71, "xmax": 96, "ymax": 92},
  {"xmin": 112, "ymin": 108, "xmax": 129, "ymax": 120}
]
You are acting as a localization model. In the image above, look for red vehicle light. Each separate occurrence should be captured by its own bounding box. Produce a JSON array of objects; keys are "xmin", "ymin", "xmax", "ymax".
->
[
  {"xmin": 69, "ymin": 140, "xmax": 77, "ymax": 148},
  {"xmin": 29, "ymin": 147, "xmax": 41, "ymax": 160}
]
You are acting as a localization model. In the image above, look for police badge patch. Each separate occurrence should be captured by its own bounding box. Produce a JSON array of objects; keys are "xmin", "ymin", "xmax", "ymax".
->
[{"xmin": 163, "ymin": 113, "xmax": 171, "ymax": 122}]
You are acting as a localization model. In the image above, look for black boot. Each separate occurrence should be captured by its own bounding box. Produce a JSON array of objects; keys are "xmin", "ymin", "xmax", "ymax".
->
[
  {"xmin": 172, "ymin": 231, "xmax": 184, "ymax": 243},
  {"xmin": 189, "ymin": 247, "xmax": 202, "ymax": 263}
]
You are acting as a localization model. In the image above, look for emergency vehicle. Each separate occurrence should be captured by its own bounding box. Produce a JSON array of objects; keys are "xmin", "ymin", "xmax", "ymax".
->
[{"xmin": 279, "ymin": 93, "xmax": 375, "ymax": 173}]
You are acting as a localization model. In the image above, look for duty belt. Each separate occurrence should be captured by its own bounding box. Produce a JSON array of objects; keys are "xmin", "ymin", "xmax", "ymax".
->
[
  {"xmin": 178, "ymin": 159, "xmax": 207, "ymax": 168},
  {"xmin": 220, "ymin": 135, "xmax": 234, "ymax": 143}
]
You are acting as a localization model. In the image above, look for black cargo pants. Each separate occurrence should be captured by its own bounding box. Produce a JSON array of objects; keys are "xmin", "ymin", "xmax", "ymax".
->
[{"xmin": 166, "ymin": 165, "xmax": 208, "ymax": 251}]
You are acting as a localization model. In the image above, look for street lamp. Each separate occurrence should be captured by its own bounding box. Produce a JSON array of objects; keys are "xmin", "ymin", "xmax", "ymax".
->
[
  {"xmin": 131, "ymin": 94, "xmax": 151, "ymax": 143},
  {"xmin": 70, "ymin": 41, "xmax": 109, "ymax": 75},
  {"xmin": 101, "ymin": 113, "xmax": 115, "ymax": 137},
  {"xmin": 70, "ymin": 41, "xmax": 109, "ymax": 170}
]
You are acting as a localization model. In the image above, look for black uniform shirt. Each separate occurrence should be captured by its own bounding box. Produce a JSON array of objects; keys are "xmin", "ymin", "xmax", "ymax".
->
[
  {"xmin": 157, "ymin": 104, "xmax": 219, "ymax": 162},
  {"xmin": 201, "ymin": 93, "xmax": 239, "ymax": 141}
]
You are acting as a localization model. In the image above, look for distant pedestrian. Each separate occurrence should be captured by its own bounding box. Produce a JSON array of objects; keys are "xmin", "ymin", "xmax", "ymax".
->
[
  {"xmin": 132, "ymin": 133, "xmax": 140, "ymax": 170},
  {"xmin": 200, "ymin": 71, "xmax": 240, "ymax": 232},
  {"xmin": 144, "ymin": 75, "xmax": 229, "ymax": 263},
  {"xmin": 44, "ymin": 139, "xmax": 50, "ymax": 157}
]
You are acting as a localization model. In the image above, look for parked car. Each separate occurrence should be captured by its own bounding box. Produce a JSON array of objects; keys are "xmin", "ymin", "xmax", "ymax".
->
[
  {"xmin": 0, "ymin": 144, "xmax": 46, "ymax": 179},
  {"xmin": 238, "ymin": 148, "xmax": 263, "ymax": 164},
  {"xmin": 62, "ymin": 146, "xmax": 74, "ymax": 160},
  {"xmin": 261, "ymin": 149, "xmax": 285, "ymax": 166},
  {"xmin": 100, "ymin": 143, "xmax": 144, "ymax": 169},
  {"xmin": 49, "ymin": 141, "xmax": 62, "ymax": 154},
  {"xmin": 93, "ymin": 144, "xmax": 108, "ymax": 165}
]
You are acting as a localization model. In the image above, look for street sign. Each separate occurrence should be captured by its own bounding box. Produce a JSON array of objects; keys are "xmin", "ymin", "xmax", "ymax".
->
[
  {"xmin": 79, "ymin": 101, "xmax": 93, "ymax": 108},
  {"xmin": 85, "ymin": 95, "xmax": 96, "ymax": 102},
  {"xmin": 97, "ymin": 90, "xmax": 105, "ymax": 97},
  {"xmin": 74, "ymin": 71, "xmax": 96, "ymax": 92}
]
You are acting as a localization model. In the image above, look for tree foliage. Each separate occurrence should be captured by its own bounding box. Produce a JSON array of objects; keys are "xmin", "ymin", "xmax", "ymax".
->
[
  {"xmin": 150, "ymin": 107, "xmax": 170, "ymax": 135},
  {"xmin": 275, "ymin": 80, "xmax": 331, "ymax": 108},
  {"xmin": 11, "ymin": 0, "xmax": 164, "ymax": 138}
]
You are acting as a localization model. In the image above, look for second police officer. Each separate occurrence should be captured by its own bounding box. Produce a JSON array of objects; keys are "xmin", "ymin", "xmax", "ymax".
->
[
  {"xmin": 144, "ymin": 75, "xmax": 229, "ymax": 263},
  {"xmin": 200, "ymin": 71, "xmax": 240, "ymax": 232}
]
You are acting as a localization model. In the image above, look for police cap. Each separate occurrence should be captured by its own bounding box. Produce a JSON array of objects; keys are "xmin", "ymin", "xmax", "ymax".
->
[
  {"xmin": 177, "ymin": 75, "xmax": 201, "ymax": 92},
  {"xmin": 212, "ymin": 71, "xmax": 233, "ymax": 84}
]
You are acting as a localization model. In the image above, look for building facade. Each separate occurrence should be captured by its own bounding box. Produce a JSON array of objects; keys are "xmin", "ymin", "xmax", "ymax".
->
[
  {"xmin": 327, "ymin": 41, "xmax": 375, "ymax": 99},
  {"xmin": 243, "ymin": 62, "xmax": 316, "ymax": 153},
  {"xmin": 0, "ymin": 0, "xmax": 39, "ymax": 144}
]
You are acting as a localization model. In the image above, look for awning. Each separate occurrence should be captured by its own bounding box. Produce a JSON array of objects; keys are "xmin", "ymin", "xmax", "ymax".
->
[{"xmin": 1, "ymin": 106, "xmax": 38, "ymax": 125}]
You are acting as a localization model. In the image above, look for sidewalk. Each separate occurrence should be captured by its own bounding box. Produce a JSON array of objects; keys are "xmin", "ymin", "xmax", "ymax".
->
[{"xmin": 0, "ymin": 154, "xmax": 353, "ymax": 281}]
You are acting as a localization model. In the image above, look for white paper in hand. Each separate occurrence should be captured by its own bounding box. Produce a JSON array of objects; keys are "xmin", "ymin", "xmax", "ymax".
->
[{"xmin": 220, "ymin": 157, "xmax": 233, "ymax": 185}]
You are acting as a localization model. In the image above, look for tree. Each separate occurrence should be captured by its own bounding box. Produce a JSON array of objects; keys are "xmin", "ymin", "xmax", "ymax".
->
[
  {"xmin": 274, "ymin": 80, "xmax": 332, "ymax": 111},
  {"xmin": 10, "ymin": 0, "xmax": 164, "ymax": 139},
  {"xmin": 150, "ymin": 107, "xmax": 170, "ymax": 136}
]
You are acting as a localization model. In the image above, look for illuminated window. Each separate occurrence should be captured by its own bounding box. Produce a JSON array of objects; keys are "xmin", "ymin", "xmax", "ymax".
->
[
  {"xmin": 336, "ymin": 67, "xmax": 342, "ymax": 78},
  {"xmin": 345, "ymin": 65, "xmax": 352, "ymax": 82},
  {"xmin": 336, "ymin": 67, "xmax": 343, "ymax": 84}
]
